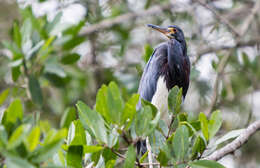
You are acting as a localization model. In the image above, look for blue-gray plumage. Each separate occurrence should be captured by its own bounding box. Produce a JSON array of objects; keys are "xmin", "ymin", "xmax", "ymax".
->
[{"xmin": 136, "ymin": 24, "xmax": 190, "ymax": 155}]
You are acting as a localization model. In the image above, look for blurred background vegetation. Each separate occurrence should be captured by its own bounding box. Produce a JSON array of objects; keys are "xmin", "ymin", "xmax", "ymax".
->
[{"xmin": 0, "ymin": 0, "xmax": 259, "ymax": 167}]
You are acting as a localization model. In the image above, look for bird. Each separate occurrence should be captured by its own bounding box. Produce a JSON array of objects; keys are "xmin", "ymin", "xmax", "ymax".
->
[{"xmin": 136, "ymin": 24, "xmax": 190, "ymax": 154}]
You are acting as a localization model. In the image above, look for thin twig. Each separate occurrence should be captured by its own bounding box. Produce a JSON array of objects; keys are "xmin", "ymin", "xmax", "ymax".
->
[
  {"xmin": 205, "ymin": 120, "xmax": 260, "ymax": 161},
  {"xmin": 194, "ymin": 0, "xmax": 240, "ymax": 37},
  {"xmin": 239, "ymin": 0, "xmax": 260, "ymax": 36},
  {"xmin": 192, "ymin": 37, "xmax": 260, "ymax": 65},
  {"xmin": 80, "ymin": 3, "xmax": 173, "ymax": 36},
  {"xmin": 205, "ymin": 51, "xmax": 231, "ymax": 116}
]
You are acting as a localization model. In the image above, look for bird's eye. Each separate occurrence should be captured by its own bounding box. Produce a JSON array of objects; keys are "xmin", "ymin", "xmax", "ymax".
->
[{"xmin": 168, "ymin": 28, "xmax": 177, "ymax": 34}]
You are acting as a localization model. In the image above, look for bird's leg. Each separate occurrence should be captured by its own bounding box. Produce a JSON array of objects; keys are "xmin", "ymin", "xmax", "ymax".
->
[{"xmin": 146, "ymin": 137, "xmax": 153, "ymax": 168}]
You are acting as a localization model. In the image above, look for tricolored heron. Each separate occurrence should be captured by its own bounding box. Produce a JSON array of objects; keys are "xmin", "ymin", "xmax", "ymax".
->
[{"xmin": 137, "ymin": 24, "xmax": 190, "ymax": 154}]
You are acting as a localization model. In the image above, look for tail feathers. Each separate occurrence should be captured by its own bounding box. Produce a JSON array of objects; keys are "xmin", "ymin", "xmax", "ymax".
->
[{"xmin": 137, "ymin": 140, "xmax": 147, "ymax": 156}]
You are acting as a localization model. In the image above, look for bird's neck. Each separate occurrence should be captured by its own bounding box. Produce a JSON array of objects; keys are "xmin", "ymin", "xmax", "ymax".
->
[{"xmin": 171, "ymin": 39, "xmax": 187, "ymax": 56}]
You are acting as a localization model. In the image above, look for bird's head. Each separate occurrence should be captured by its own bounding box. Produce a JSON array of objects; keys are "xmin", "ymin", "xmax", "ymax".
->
[{"xmin": 147, "ymin": 24, "xmax": 185, "ymax": 43}]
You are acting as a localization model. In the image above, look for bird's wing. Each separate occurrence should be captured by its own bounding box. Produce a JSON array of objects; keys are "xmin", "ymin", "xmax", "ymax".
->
[
  {"xmin": 167, "ymin": 39, "xmax": 190, "ymax": 98},
  {"xmin": 137, "ymin": 42, "xmax": 168, "ymax": 109}
]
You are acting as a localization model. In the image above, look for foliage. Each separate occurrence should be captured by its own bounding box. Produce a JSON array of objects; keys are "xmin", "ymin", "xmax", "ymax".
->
[
  {"xmin": 0, "ymin": 81, "xmax": 231, "ymax": 167},
  {"xmin": 0, "ymin": 0, "xmax": 259, "ymax": 167}
]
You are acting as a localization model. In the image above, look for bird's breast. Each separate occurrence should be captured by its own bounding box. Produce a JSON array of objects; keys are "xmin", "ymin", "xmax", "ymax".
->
[{"xmin": 151, "ymin": 76, "xmax": 170, "ymax": 125}]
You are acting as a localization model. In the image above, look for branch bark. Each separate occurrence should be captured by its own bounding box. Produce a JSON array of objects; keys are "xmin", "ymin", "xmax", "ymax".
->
[
  {"xmin": 80, "ymin": 3, "xmax": 173, "ymax": 36},
  {"xmin": 194, "ymin": 0, "xmax": 240, "ymax": 37},
  {"xmin": 193, "ymin": 37, "xmax": 260, "ymax": 65},
  {"xmin": 205, "ymin": 120, "xmax": 260, "ymax": 161}
]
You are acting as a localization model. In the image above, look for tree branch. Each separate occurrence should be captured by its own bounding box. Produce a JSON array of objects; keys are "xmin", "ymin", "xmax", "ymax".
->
[
  {"xmin": 239, "ymin": 0, "xmax": 260, "ymax": 36},
  {"xmin": 194, "ymin": 0, "xmax": 240, "ymax": 37},
  {"xmin": 205, "ymin": 120, "xmax": 260, "ymax": 161},
  {"xmin": 193, "ymin": 37, "xmax": 260, "ymax": 65},
  {"xmin": 205, "ymin": 52, "xmax": 231, "ymax": 116},
  {"xmin": 80, "ymin": 3, "xmax": 173, "ymax": 36}
]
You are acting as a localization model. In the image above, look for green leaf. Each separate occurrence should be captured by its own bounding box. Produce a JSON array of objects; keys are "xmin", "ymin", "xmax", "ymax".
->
[
  {"xmin": 208, "ymin": 110, "xmax": 222, "ymax": 139},
  {"xmin": 191, "ymin": 136, "xmax": 206, "ymax": 160},
  {"xmin": 0, "ymin": 126, "xmax": 8, "ymax": 147},
  {"xmin": 60, "ymin": 107, "xmax": 77, "ymax": 128},
  {"xmin": 242, "ymin": 52, "xmax": 250, "ymax": 67},
  {"xmin": 26, "ymin": 40, "xmax": 44, "ymax": 60},
  {"xmin": 62, "ymin": 36, "xmax": 85, "ymax": 50},
  {"xmin": 189, "ymin": 160, "xmax": 225, "ymax": 168},
  {"xmin": 107, "ymin": 82, "xmax": 124, "ymax": 124},
  {"xmin": 83, "ymin": 145, "xmax": 103, "ymax": 153},
  {"xmin": 96, "ymin": 85, "xmax": 109, "ymax": 121},
  {"xmin": 25, "ymin": 126, "xmax": 40, "ymax": 152},
  {"xmin": 76, "ymin": 101, "xmax": 108, "ymax": 144},
  {"xmin": 168, "ymin": 86, "xmax": 182, "ymax": 115},
  {"xmin": 0, "ymin": 88, "xmax": 10, "ymax": 105},
  {"xmin": 67, "ymin": 120, "xmax": 86, "ymax": 146},
  {"xmin": 21, "ymin": 18, "xmax": 32, "ymax": 47},
  {"xmin": 67, "ymin": 145, "xmax": 83, "ymax": 168},
  {"xmin": 7, "ymin": 124, "xmax": 30, "ymax": 149},
  {"xmin": 215, "ymin": 129, "xmax": 244, "ymax": 146},
  {"xmin": 135, "ymin": 105, "xmax": 153, "ymax": 136},
  {"xmin": 61, "ymin": 53, "xmax": 81, "ymax": 64},
  {"xmin": 173, "ymin": 125, "xmax": 189, "ymax": 162},
  {"xmin": 6, "ymin": 155, "xmax": 35, "ymax": 168},
  {"xmin": 122, "ymin": 94, "xmax": 139, "ymax": 128},
  {"xmin": 30, "ymin": 129, "xmax": 67, "ymax": 163},
  {"xmin": 29, "ymin": 75, "xmax": 43, "ymax": 106},
  {"xmin": 199, "ymin": 113, "xmax": 209, "ymax": 141},
  {"xmin": 46, "ymin": 12, "xmax": 62, "ymax": 34},
  {"xmin": 123, "ymin": 145, "xmax": 136, "ymax": 168},
  {"xmin": 3, "ymin": 98, "xmax": 23, "ymax": 125},
  {"xmin": 157, "ymin": 149, "xmax": 170, "ymax": 166},
  {"xmin": 13, "ymin": 21, "xmax": 22, "ymax": 48},
  {"xmin": 142, "ymin": 44, "xmax": 154, "ymax": 63},
  {"xmin": 44, "ymin": 63, "xmax": 66, "ymax": 78},
  {"xmin": 96, "ymin": 82, "xmax": 124, "ymax": 125},
  {"xmin": 12, "ymin": 66, "xmax": 21, "ymax": 81},
  {"xmin": 2, "ymin": 41, "xmax": 23, "ymax": 59}
]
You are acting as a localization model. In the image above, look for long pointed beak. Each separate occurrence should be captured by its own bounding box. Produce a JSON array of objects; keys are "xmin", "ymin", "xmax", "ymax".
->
[{"xmin": 147, "ymin": 24, "xmax": 169, "ymax": 35}]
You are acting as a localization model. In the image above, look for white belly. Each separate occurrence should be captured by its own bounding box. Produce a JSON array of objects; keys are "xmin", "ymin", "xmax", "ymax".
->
[{"xmin": 151, "ymin": 76, "xmax": 170, "ymax": 125}]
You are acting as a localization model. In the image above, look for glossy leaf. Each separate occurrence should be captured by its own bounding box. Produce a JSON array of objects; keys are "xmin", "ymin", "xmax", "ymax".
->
[
  {"xmin": 61, "ymin": 53, "xmax": 81, "ymax": 64},
  {"xmin": 13, "ymin": 22, "xmax": 22, "ymax": 48},
  {"xmin": 7, "ymin": 124, "xmax": 30, "ymax": 149},
  {"xmin": 84, "ymin": 145, "xmax": 103, "ymax": 153},
  {"xmin": 168, "ymin": 86, "xmax": 182, "ymax": 115},
  {"xmin": 208, "ymin": 110, "xmax": 222, "ymax": 139},
  {"xmin": 189, "ymin": 160, "xmax": 225, "ymax": 168},
  {"xmin": 191, "ymin": 136, "xmax": 206, "ymax": 159},
  {"xmin": 26, "ymin": 126, "xmax": 40, "ymax": 152},
  {"xmin": 67, "ymin": 145, "xmax": 83, "ymax": 168},
  {"xmin": 12, "ymin": 66, "xmax": 21, "ymax": 82},
  {"xmin": 6, "ymin": 156, "xmax": 35, "ymax": 168},
  {"xmin": 215, "ymin": 129, "xmax": 244, "ymax": 146},
  {"xmin": 0, "ymin": 88, "xmax": 10, "ymax": 105},
  {"xmin": 3, "ymin": 98, "xmax": 23, "ymax": 125},
  {"xmin": 123, "ymin": 145, "xmax": 136, "ymax": 168},
  {"xmin": 30, "ymin": 129, "xmax": 67, "ymax": 163},
  {"xmin": 60, "ymin": 107, "xmax": 77, "ymax": 128},
  {"xmin": 173, "ymin": 125, "xmax": 189, "ymax": 162},
  {"xmin": 122, "ymin": 94, "xmax": 139, "ymax": 128},
  {"xmin": 29, "ymin": 75, "xmax": 43, "ymax": 106},
  {"xmin": 44, "ymin": 63, "xmax": 66, "ymax": 78},
  {"xmin": 199, "ymin": 112, "xmax": 209, "ymax": 141},
  {"xmin": 67, "ymin": 120, "xmax": 86, "ymax": 146},
  {"xmin": 76, "ymin": 101, "xmax": 108, "ymax": 144}
]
